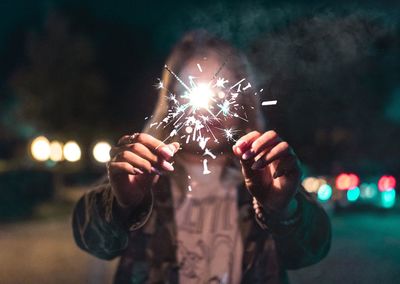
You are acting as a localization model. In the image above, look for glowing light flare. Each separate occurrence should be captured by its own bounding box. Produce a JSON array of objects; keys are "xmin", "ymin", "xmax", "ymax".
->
[
  {"xmin": 186, "ymin": 83, "xmax": 214, "ymax": 110},
  {"xmin": 49, "ymin": 141, "xmax": 63, "ymax": 162},
  {"xmin": 63, "ymin": 141, "xmax": 81, "ymax": 162},
  {"xmin": 93, "ymin": 141, "xmax": 111, "ymax": 163},
  {"xmin": 378, "ymin": 175, "xmax": 396, "ymax": 191},
  {"xmin": 30, "ymin": 136, "xmax": 51, "ymax": 161}
]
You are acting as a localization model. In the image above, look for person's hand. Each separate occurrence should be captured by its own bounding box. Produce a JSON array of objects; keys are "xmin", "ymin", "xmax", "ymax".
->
[
  {"xmin": 107, "ymin": 133, "xmax": 180, "ymax": 209},
  {"xmin": 232, "ymin": 130, "xmax": 301, "ymax": 214}
]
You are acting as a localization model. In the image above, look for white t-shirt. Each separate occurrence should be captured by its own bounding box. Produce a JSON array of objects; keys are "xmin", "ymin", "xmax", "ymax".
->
[{"xmin": 171, "ymin": 158, "xmax": 243, "ymax": 284}]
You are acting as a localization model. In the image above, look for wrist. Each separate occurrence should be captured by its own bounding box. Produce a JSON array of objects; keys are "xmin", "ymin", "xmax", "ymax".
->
[
  {"xmin": 112, "ymin": 187, "xmax": 153, "ymax": 230},
  {"xmin": 253, "ymin": 193, "xmax": 303, "ymax": 234}
]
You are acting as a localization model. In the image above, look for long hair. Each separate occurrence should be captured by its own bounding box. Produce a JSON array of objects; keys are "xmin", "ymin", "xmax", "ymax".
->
[{"xmin": 143, "ymin": 30, "xmax": 266, "ymax": 198}]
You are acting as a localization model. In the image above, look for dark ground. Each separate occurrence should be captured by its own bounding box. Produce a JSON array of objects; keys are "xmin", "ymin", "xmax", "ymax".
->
[
  {"xmin": 1, "ymin": 192, "xmax": 399, "ymax": 284},
  {"xmin": 289, "ymin": 211, "xmax": 400, "ymax": 284}
]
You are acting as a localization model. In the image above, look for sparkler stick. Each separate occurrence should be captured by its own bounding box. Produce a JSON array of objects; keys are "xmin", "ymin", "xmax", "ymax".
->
[{"xmin": 164, "ymin": 64, "xmax": 191, "ymax": 92}]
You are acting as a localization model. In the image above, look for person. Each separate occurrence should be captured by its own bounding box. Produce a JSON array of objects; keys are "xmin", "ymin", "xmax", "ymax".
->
[{"xmin": 72, "ymin": 30, "xmax": 331, "ymax": 284}]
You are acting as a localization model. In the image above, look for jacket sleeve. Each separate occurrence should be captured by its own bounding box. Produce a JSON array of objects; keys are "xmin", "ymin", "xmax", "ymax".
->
[
  {"xmin": 71, "ymin": 177, "xmax": 153, "ymax": 260},
  {"xmin": 255, "ymin": 188, "xmax": 331, "ymax": 269}
]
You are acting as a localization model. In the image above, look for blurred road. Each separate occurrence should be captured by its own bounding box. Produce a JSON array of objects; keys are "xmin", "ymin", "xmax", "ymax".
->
[
  {"xmin": 1, "ymin": 201, "xmax": 399, "ymax": 284},
  {"xmin": 289, "ymin": 211, "xmax": 400, "ymax": 284}
]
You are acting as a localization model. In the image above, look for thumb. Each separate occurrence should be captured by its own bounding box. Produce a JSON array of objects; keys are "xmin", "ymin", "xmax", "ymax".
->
[
  {"xmin": 168, "ymin": 142, "xmax": 181, "ymax": 155},
  {"xmin": 240, "ymin": 157, "xmax": 264, "ymax": 193}
]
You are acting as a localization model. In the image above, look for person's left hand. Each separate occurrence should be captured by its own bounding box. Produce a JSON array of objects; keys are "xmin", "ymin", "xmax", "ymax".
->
[{"xmin": 232, "ymin": 130, "xmax": 301, "ymax": 214}]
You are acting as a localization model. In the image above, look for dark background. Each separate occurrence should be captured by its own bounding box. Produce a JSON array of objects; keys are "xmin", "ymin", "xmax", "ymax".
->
[
  {"xmin": 0, "ymin": 1, "xmax": 399, "ymax": 283},
  {"xmin": 0, "ymin": 0, "xmax": 399, "ymax": 175}
]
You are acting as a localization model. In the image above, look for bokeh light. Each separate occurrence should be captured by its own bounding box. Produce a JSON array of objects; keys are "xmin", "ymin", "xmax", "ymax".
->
[
  {"xmin": 360, "ymin": 183, "xmax": 378, "ymax": 200},
  {"xmin": 381, "ymin": 189, "xmax": 396, "ymax": 208},
  {"xmin": 302, "ymin": 177, "xmax": 326, "ymax": 193},
  {"xmin": 378, "ymin": 175, "xmax": 396, "ymax": 192},
  {"xmin": 347, "ymin": 187, "xmax": 361, "ymax": 202},
  {"xmin": 336, "ymin": 173, "xmax": 359, "ymax": 190},
  {"xmin": 317, "ymin": 184, "xmax": 333, "ymax": 202},
  {"xmin": 30, "ymin": 136, "xmax": 51, "ymax": 161},
  {"xmin": 49, "ymin": 141, "xmax": 64, "ymax": 162},
  {"xmin": 92, "ymin": 141, "xmax": 111, "ymax": 163},
  {"xmin": 63, "ymin": 141, "xmax": 81, "ymax": 162}
]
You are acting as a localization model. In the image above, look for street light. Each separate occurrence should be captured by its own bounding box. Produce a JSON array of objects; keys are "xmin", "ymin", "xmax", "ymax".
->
[
  {"xmin": 92, "ymin": 141, "xmax": 111, "ymax": 163},
  {"xmin": 49, "ymin": 141, "xmax": 64, "ymax": 162},
  {"xmin": 63, "ymin": 141, "xmax": 81, "ymax": 162},
  {"xmin": 30, "ymin": 136, "xmax": 51, "ymax": 161}
]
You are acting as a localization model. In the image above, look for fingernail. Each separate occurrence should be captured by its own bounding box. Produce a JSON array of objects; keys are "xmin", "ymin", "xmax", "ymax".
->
[
  {"xmin": 133, "ymin": 168, "xmax": 144, "ymax": 175},
  {"xmin": 242, "ymin": 150, "xmax": 255, "ymax": 160},
  {"xmin": 161, "ymin": 160, "xmax": 174, "ymax": 171},
  {"xmin": 160, "ymin": 146, "xmax": 174, "ymax": 158},
  {"xmin": 151, "ymin": 167, "xmax": 164, "ymax": 175},
  {"xmin": 235, "ymin": 140, "xmax": 246, "ymax": 148},
  {"xmin": 168, "ymin": 144, "xmax": 179, "ymax": 154},
  {"xmin": 251, "ymin": 159, "xmax": 264, "ymax": 170},
  {"xmin": 235, "ymin": 141, "xmax": 247, "ymax": 155}
]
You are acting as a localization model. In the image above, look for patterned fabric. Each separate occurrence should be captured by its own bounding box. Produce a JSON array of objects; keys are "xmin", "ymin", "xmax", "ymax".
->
[{"xmin": 72, "ymin": 176, "xmax": 331, "ymax": 284}]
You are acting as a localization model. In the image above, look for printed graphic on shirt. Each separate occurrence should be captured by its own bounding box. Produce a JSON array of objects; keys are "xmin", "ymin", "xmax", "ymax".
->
[{"xmin": 175, "ymin": 194, "xmax": 242, "ymax": 284}]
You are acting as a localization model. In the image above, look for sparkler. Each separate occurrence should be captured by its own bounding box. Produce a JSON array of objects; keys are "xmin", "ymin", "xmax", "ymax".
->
[{"xmin": 150, "ymin": 59, "xmax": 277, "ymax": 178}]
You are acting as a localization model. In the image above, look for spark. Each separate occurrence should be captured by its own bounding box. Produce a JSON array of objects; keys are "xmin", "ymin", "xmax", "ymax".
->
[
  {"xmin": 203, "ymin": 159, "xmax": 211, "ymax": 175},
  {"xmin": 223, "ymin": 128, "xmax": 240, "ymax": 142},
  {"xmin": 217, "ymin": 100, "xmax": 231, "ymax": 116},
  {"xmin": 197, "ymin": 63, "xmax": 203, "ymax": 72},
  {"xmin": 154, "ymin": 78, "xmax": 164, "ymax": 89},
  {"xmin": 215, "ymin": 77, "xmax": 229, "ymax": 88},
  {"xmin": 199, "ymin": 137, "xmax": 210, "ymax": 150},
  {"xmin": 243, "ymin": 82, "xmax": 251, "ymax": 91},
  {"xmin": 203, "ymin": 148, "xmax": 216, "ymax": 159},
  {"xmin": 261, "ymin": 100, "xmax": 278, "ymax": 106},
  {"xmin": 229, "ymin": 78, "xmax": 245, "ymax": 90}
]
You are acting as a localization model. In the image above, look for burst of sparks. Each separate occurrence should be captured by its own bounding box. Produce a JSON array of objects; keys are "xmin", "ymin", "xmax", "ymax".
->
[
  {"xmin": 150, "ymin": 60, "xmax": 277, "ymax": 176},
  {"xmin": 223, "ymin": 127, "xmax": 240, "ymax": 142}
]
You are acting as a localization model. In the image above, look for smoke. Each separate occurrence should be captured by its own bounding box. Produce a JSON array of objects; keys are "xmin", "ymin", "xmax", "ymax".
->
[{"xmin": 152, "ymin": 2, "xmax": 400, "ymax": 171}]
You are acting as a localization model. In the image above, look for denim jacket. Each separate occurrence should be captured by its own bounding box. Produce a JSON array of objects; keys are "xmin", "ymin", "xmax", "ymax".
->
[{"xmin": 72, "ymin": 176, "xmax": 331, "ymax": 284}]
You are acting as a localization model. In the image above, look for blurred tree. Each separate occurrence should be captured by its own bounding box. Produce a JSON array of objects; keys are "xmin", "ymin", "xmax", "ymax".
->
[{"xmin": 9, "ymin": 11, "xmax": 108, "ymax": 144}]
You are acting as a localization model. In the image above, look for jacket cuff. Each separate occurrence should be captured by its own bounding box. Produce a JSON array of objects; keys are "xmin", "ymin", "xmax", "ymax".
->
[
  {"xmin": 110, "ymin": 187, "xmax": 154, "ymax": 232},
  {"xmin": 253, "ymin": 192, "xmax": 303, "ymax": 236}
]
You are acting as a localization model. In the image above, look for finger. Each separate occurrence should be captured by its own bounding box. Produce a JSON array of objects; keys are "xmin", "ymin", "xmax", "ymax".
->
[
  {"xmin": 251, "ymin": 142, "xmax": 294, "ymax": 170},
  {"xmin": 117, "ymin": 133, "xmax": 175, "ymax": 160},
  {"xmin": 242, "ymin": 131, "xmax": 282, "ymax": 160},
  {"xmin": 169, "ymin": 142, "xmax": 181, "ymax": 153},
  {"xmin": 107, "ymin": 161, "xmax": 143, "ymax": 176},
  {"xmin": 131, "ymin": 143, "xmax": 175, "ymax": 171},
  {"xmin": 232, "ymin": 131, "xmax": 261, "ymax": 156},
  {"xmin": 114, "ymin": 150, "xmax": 166, "ymax": 174},
  {"xmin": 117, "ymin": 135, "xmax": 135, "ymax": 146}
]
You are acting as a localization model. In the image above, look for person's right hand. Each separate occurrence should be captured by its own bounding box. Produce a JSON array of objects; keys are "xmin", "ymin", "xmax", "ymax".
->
[{"xmin": 107, "ymin": 133, "xmax": 180, "ymax": 209}]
